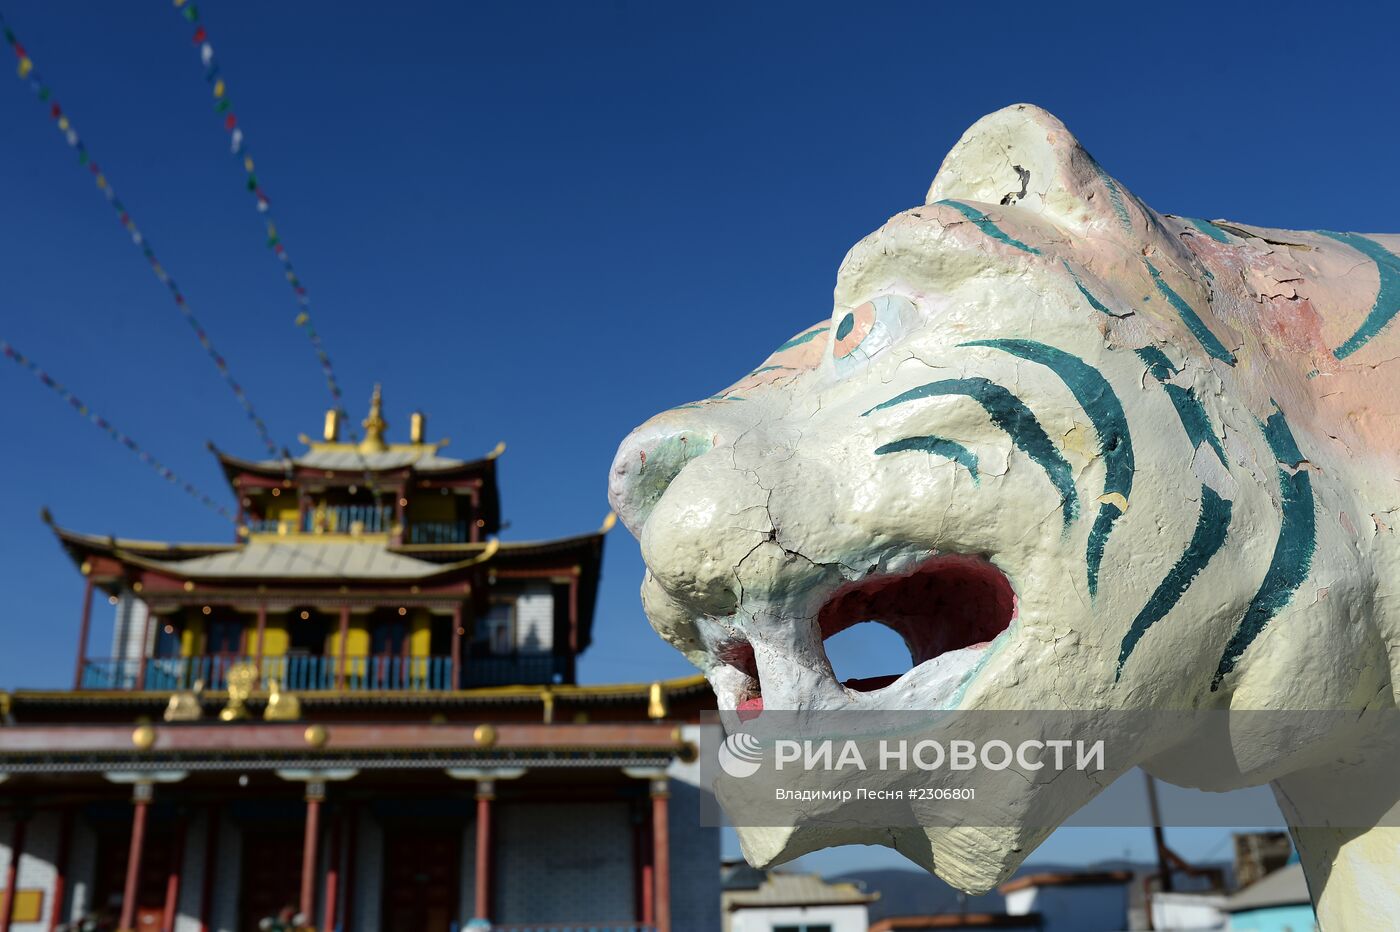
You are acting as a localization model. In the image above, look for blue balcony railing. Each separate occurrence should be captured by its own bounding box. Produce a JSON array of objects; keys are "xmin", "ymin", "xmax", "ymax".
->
[
  {"xmin": 306, "ymin": 503, "xmax": 394, "ymax": 534},
  {"xmin": 80, "ymin": 653, "xmax": 566, "ymax": 691},
  {"xmin": 408, "ymin": 520, "xmax": 473, "ymax": 544},
  {"xmin": 245, "ymin": 504, "xmax": 396, "ymax": 536},
  {"xmin": 465, "ymin": 654, "xmax": 569, "ymax": 686}
]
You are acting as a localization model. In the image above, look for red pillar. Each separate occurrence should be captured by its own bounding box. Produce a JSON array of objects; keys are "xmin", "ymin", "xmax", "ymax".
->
[
  {"xmin": 161, "ymin": 815, "xmax": 187, "ymax": 932},
  {"xmin": 47, "ymin": 809, "xmax": 72, "ymax": 932},
  {"xmin": 0, "ymin": 814, "xmax": 28, "ymax": 932},
  {"xmin": 320, "ymin": 811, "xmax": 341, "ymax": 932},
  {"xmin": 73, "ymin": 576, "xmax": 95, "ymax": 689},
  {"xmin": 335, "ymin": 607, "xmax": 350, "ymax": 690},
  {"xmin": 472, "ymin": 779, "xmax": 494, "ymax": 922},
  {"xmin": 119, "ymin": 783, "xmax": 153, "ymax": 932},
  {"xmin": 300, "ymin": 782, "xmax": 324, "ymax": 922},
  {"xmin": 450, "ymin": 603, "xmax": 463, "ymax": 690},
  {"xmin": 651, "ymin": 777, "xmax": 671, "ymax": 932},
  {"xmin": 634, "ymin": 802, "xmax": 654, "ymax": 926}
]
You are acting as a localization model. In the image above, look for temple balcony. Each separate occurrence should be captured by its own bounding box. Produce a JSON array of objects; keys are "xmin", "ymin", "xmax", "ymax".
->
[
  {"xmin": 77, "ymin": 652, "xmax": 571, "ymax": 692},
  {"xmin": 246, "ymin": 503, "xmax": 397, "ymax": 537},
  {"xmin": 407, "ymin": 519, "xmax": 476, "ymax": 544}
]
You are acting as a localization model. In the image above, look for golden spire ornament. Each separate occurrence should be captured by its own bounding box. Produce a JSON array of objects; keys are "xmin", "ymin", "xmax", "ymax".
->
[{"xmin": 359, "ymin": 383, "xmax": 388, "ymax": 453}]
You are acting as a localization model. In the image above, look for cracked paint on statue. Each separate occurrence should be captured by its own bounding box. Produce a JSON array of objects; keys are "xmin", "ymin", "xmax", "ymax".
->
[{"xmin": 608, "ymin": 105, "xmax": 1400, "ymax": 929}]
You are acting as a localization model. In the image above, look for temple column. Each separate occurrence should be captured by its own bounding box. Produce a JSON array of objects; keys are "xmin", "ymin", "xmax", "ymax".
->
[
  {"xmin": 273, "ymin": 771, "xmax": 356, "ymax": 928},
  {"xmin": 160, "ymin": 812, "xmax": 187, "ymax": 932},
  {"xmin": 444, "ymin": 767, "xmax": 524, "ymax": 928},
  {"xmin": 73, "ymin": 575, "xmax": 94, "ymax": 689},
  {"xmin": 651, "ymin": 776, "xmax": 671, "ymax": 932},
  {"xmin": 118, "ymin": 782, "xmax": 153, "ymax": 932},
  {"xmin": 474, "ymin": 780, "xmax": 493, "ymax": 923},
  {"xmin": 320, "ymin": 808, "xmax": 342, "ymax": 932},
  {"xmin": 300, "ymin": 780, "xmax": 324, "ymax": 922},
  {"xmin": 624, "ymin": 769, "xmax": 671, "ymax": 932},
  {"xmin": 632, "ymin": 801, "xmax": 654, "ymax": 927},
  {"xmin": 48, "ymin": 808, "xmax": 72, "ymax": 932},
  {"xmin": 0, "ymin": 811, "xmax": 29, "ymax": 932},
  {"xmin": 450, "ymin": 603, "xmax": 463, "ymax": 689}
]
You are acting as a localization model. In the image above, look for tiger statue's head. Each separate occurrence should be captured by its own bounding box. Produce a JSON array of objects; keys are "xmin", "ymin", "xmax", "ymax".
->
[{"xmin": 608, "ymin": 105, "xmax": 1400, "ymax": 897}]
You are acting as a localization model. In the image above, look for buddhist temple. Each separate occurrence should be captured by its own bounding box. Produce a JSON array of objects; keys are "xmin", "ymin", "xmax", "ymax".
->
[{"xmin": 0, "ymin": 389, "xmax": 718, "ymax": 932}]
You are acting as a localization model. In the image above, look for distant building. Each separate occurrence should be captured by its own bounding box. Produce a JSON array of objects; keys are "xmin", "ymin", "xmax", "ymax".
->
[
  {"xmin": 1230, "ymin": 834, "xmax": 1292, "ymax": 892},
  {"xmin": 1224, "ymin": 861, "xmax": 1314, "ymax": 932},
  {"xmin": 722, "ymin": 862, "xmax": 877, "ymax": 932},
  {"xmin": 999, "ymin": 870, "xmax": 1133, "ymax": 931},
  {"xmin": 0, "ymin": 388, "xmax": 719, "ymax": 931},
  {"xmin": 1148, "ymin": 890, "xmax": 1228, "ymax": 930}
]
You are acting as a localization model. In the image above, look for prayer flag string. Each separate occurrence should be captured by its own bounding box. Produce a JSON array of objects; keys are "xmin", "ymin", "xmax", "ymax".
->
[
  {"xmin": 1, "ymin": 339, "xmax": 236, "ymax": 522},
  {"xmin": 173, "ymin": 0, "xmax": 348, "ymax": 422},
  {"xmin": 171, "ymin": 1, "xmax": 383, "ymax": 494},
  {"xmin": 0, "ymin": 12, "xmax": 284, "ymax": 461}
]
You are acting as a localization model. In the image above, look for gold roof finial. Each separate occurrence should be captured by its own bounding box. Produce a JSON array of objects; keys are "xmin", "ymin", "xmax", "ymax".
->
[{"xmin": 360, "ymin": 383, "xmax": 388, "ymax": 453}]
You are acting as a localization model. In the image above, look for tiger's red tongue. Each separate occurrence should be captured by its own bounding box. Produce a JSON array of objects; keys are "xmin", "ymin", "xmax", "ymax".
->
[{"xmin": 737, "ymin": 696, "xmax": 764, "ymax": 720}]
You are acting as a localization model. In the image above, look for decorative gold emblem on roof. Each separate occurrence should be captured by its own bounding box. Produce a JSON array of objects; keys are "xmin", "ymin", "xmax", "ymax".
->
[
  {"xmin": 647, "ymin": 681, "xmax": 668, "ymax": 720},
  {"xmin": 219, "ymin": 662, "xmax": 259, "ymax": 721},
  {"xmin": 323, "ymin": 407, "xmax": 341, "ymax": 442},
  {"xmin": 163, "ymin": 679, "xmax": 204, "ymax": 722},
  {"xmin": 359, "ymin": 383, "xmax": 388, "ymax": 453},
  {"xmin": 264, "ymin": 679, "xmax": 301, "ymax": 721},
  {"xmin": 131, "ymin": 722, "xmax": 157, "ymax": 749}
]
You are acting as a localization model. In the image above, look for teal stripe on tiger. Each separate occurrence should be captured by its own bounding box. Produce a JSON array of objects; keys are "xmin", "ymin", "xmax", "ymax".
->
[
  {"xmin": 1091, "ymin": 160, "xmax": 1133, "ymax": 231},
  {"xmin": 1145, "ymin": 261, "xmax": 1238, "ymax": 366},
  {"xmin": 875, "ymin": 435, "xmax": 979, "ymax": 483},
  {"xmin": 962, "ymin": 339, "xmax": 1132, "ymax": 597},
  {"xmin": 1116, "ymin": 486, "xmax": 1233, "ymax": 677},
  {"xmin": 1063, "ymin": 261, "xmax": 1128, "ymax": 318},
  {"xmin": 1135, "ymin": 346, "xmax": 1228, "ymax": 466},
  {"xmin": 934, "ymin": 200, "xmax": 1042, "ymax": 255},
  {"xmin": 1185, "ymin": 218, "xmax": 1232, "ymax": 243},
  {"xmin": 1319, "ymin": 231, "xmax": 1400, "ymax": 360},
  {"xmin": 1211, "ymin": 406, "xmax": 1315, "ymax": 690},
  {"xmin": 774, "ymin": 326, "xmax": 828, "ymax": 353},
  {"xmin": 863, "ymin": 377, "xmax": 1078, "ymax": 526}
]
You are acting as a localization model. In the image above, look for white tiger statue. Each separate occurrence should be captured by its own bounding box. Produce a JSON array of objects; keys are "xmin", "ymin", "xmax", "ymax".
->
[{"xmin": 608, "ymin": 104, "xmax": 1400, "ymax": 927}]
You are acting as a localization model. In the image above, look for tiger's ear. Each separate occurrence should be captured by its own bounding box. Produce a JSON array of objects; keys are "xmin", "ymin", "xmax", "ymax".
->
[{"xmin": 927, "ymin": 104, "xmax": 1155, "ymax": 245}]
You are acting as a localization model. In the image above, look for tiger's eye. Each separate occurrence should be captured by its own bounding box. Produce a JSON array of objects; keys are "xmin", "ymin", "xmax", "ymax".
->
[{"xmin": 833, "ymin": 302, "xmax": 876, "ymax": 359}]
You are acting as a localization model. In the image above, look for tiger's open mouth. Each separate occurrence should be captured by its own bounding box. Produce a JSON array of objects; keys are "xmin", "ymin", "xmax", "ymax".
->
[{"xmin": 718, "ymin": 555, "xmax": 1016, "ymax": 713}]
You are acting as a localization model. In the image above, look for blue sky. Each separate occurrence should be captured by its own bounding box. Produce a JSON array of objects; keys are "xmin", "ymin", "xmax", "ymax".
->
[{"xmin": 3, "ymin": 0, "xmax": 1393, "ymax": 871}]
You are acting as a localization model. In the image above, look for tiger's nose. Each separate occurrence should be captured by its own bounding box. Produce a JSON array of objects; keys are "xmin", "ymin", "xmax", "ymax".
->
[{"xmin": 608, "ymin": 413, "xmax": 718, "ymax": 538}]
